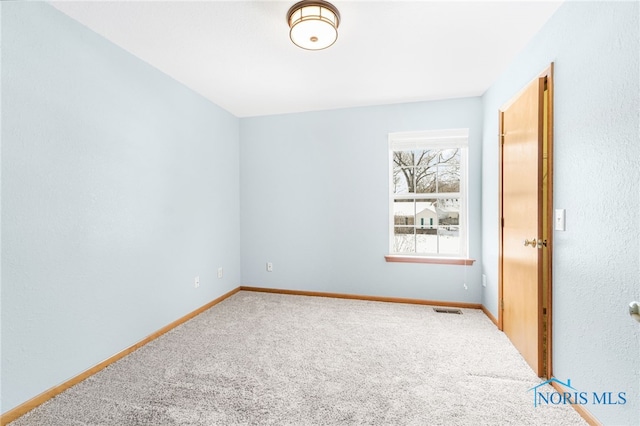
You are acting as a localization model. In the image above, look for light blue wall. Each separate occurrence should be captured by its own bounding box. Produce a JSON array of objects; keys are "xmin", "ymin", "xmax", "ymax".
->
[
  {"xmin": 481, "ymin": 1, "xmax": 639, "ymax": 424},
  {"xmin": 240, "ymin": 99, "xmax": 483, "ymax": 302},
  {"xmin": 1, "ymin": 2, "xmax": 241, "ymax": 413}
]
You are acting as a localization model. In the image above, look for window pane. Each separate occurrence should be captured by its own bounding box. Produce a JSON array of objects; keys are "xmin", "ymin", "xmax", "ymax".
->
[
  {"xmin": 416, "ymin": 228, "xmax": 437, "ymax": 253},
  {"xmin": 438, "ymin": 199, "xmax": 460, "ymax": 226},
  {"xmin": 393, "ymin": 165, "xmax": 412, "ymax": 194},
  {"xmin": 438, "ymin": 226, "xmax": 460, "ymax": 254},
  {"xmin": 393, "ymin": 151, "xmax": 416, "ymax": 193},
  {"xmin": 393, "ymin": 199, "xmax": 415, "ymax": 225},
  {"xmin": 394, "ymin": 227, "xmax": 415, "ymax": 253},
  {"xmin": 437, "ymin": 149, "xmax": 460, "ymax": 192},
  {"xmin": 415, "ymin": 149, "xmax": 437, "ymax": 167},
  {"xmin": 394, "ymin": 151, "xmax": 414, "ymax": 166},
  {"xmin": 409, "ymin": 149, "xmax": 461, "ymax": 194},
  {"xmin": 437, "ymin": 165, "xmax": 460, "ymax": 192},
  {"xmin": 439, "ymin": 148, "xmax": 460, "ymax": 165},
  {"xmin": 415, "ymin": 167, "xmax": 436, "ymax": 193},
  {"xmin": 416, "ymin": 200, "xmax": 437, "ymax": 230},
  {"xmin": 415, "ymin": 200, "xmax": 437, "ymax": 254}
]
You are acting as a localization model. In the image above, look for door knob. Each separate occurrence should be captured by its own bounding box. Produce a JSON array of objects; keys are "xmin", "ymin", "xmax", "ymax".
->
[
  {"xmin": 524, "ymin": 238, "xmax": 537, "ymax": 247},
  {"xmin": 630, "ymin": 301, "xmax": 640, "ymax": 323}
]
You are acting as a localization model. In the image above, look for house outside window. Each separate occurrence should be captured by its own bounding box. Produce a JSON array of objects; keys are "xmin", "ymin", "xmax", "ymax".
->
[{"xmin": 389, "ymin": 129, "xmax": 469, "ymax": 258}]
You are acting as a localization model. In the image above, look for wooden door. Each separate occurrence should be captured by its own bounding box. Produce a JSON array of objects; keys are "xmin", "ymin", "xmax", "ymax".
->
[{"xmin": 500, "ymin": 76, "xmax": 546, "ymax": 376}]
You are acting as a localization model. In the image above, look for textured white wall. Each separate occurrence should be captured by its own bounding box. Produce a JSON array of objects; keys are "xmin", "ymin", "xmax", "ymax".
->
[
  {"xmin": 240, "ymin": 99, "xmax": 483, "ymax": 303},
  {"xmin": 1, "ymin": 3, "xmax": 241, "ymax": 413},
  {"xmin": 481, "ymin": 2, "xmax": 639, "ymax": 424}
]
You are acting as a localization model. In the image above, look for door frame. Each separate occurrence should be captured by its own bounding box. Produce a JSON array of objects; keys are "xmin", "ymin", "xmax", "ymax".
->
[{"xmin": 498, "ymin": 63, "xmax": 554, "ymax": 378}]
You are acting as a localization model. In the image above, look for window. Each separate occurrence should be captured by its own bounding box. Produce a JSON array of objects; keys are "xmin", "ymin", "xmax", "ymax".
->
[{"xmin": 388, "ymin": 129, "xmax": 468, "ymax": 260}]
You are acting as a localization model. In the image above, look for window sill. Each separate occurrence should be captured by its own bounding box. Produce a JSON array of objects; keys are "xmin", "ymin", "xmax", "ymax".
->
[{"xmin": 384, "ymin": 255, "xmax": 476, "ymax": 265}]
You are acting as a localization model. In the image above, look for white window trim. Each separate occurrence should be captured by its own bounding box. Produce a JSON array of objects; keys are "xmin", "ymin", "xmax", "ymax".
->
[{"xmin": 388, "ymin": 128, "xmax": 470, "ymax": 260}]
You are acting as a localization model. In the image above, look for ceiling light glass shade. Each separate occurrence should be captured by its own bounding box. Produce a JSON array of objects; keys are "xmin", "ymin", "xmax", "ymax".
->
[{"xmin": 287, "ymin": 1, "xmax": 340, "ymax": 50}]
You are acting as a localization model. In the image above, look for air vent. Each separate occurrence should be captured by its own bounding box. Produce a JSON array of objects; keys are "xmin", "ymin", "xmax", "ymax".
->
[{"xmin": 433, "ymin": 308, "xmax": 462, "ymax": 314}]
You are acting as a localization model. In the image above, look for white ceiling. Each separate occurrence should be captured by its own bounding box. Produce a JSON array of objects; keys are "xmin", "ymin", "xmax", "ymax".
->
[{"xmin": 50, "ymin": 1, "xmax": 563, "ymax": 117}]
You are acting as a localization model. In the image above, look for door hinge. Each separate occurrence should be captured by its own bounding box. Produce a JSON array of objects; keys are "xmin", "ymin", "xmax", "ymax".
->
[
  {"xmin": 501, "ymin": 217, "xmax": 505, "ymax": 228},
  {"xmin": 501, "ymin": 300, "xmax": 505, "ymax": 310},
  {"xmin": 500, "ymin": 133, "xmax": 505, "ymax": 145}
]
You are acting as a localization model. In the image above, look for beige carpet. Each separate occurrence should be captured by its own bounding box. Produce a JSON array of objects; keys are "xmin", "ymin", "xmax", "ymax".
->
[{"xmin": 10, "ymin": 291, "xmax": 587, "ymax": 425}]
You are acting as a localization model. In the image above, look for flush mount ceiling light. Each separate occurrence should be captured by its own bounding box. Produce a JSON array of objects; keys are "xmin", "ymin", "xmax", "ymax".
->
[{"xmin": 287, "ymin": 0, "xmax": 341, "ymax": 50}]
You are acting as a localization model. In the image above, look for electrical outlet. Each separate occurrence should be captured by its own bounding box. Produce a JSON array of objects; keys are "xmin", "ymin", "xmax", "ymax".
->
[
  {"xmin": 217, "ymin": 267, "xmax": 223, "ymax": 279},
  {"xmin": 266, "ymin": 262, "xmax": 273, "ymax": 272},
  {"xmin": 194, "ymin": 276, "xmax": 200, "ymax": 288},
  {"xmin": 482, "ymin": 274, "xmax": 487, "ymax": 287}
]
